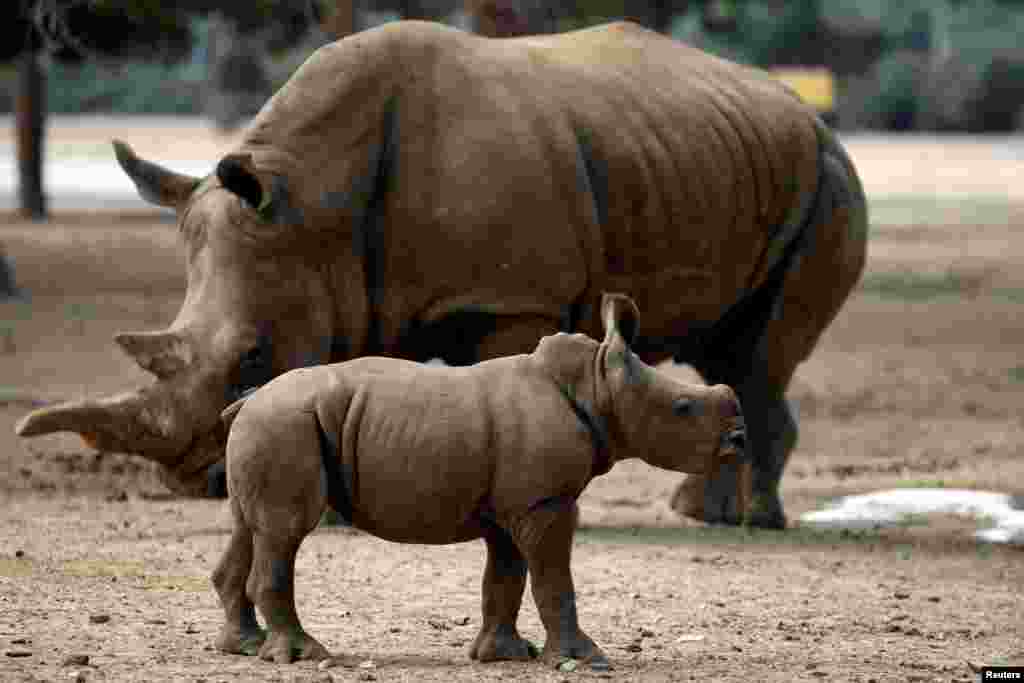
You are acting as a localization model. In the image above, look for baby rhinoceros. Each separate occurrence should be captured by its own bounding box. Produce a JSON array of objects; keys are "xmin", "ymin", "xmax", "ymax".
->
[{"xmin": 212, "ymin": 293, "xmax": 748, "ymax": 670}]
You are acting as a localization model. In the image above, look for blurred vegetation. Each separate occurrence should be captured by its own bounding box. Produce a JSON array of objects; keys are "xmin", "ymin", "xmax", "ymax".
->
[{"xmin": 3, "ymin": 0, "xmax": 1024, "ymax": 126}]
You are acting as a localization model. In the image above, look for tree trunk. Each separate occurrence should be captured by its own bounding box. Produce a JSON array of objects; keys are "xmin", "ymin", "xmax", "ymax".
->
[
  {"xmin": 0, "ymin": 244, "xmax": 17, "ymax": 299},
  {"xmin": 16, "ymin": 50, "xmax": 47, "ymax": 220}
]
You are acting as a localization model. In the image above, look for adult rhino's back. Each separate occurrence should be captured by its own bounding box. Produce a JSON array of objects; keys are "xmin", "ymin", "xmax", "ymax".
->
[{"xmin": 364, "ymin": 21, "xmax": 823, "ymax": 338}]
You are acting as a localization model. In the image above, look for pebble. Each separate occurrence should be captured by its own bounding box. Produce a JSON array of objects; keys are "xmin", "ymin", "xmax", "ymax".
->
[
  {"xmin": 451, "ymin": 616, "xmax": 471, "ymax": 626},
  {"xmin": 63, "ymin": 654, "xmax": 90, "ymax": 666},
  {"xmin": 11, "ymin": 638, "xmax": 30, "ymax": 645},
  {"xmin": 89, "ymin": 614, "xmax": 110, "ymax": 624},
  {"xmin": 67, "ymin": 671, "xmax": 87, "ymax": 682},
  {"xmin": 5, "ymin": 649, "xmax": 32, "ymax": 657},
  {"xmin": 15, "ymin": 550, "xmax": 25, "ymax": 558}
]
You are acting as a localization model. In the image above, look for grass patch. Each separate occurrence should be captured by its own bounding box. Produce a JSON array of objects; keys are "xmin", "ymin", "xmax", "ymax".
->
[
  {"xmin": 142, "ymin": 575, "xmax": 209, "ymax": 592},
  {"xmin": 868, "ymin": 196, "xmax": 1015, "ymax": 226},
  {"xmin": 893, "ymin": 513, "xmax": 932, "ymax": 529},
  {"xmin": 1008, "ymin": 366, "xmax": 1024, "ymax": 383},
  {"xmin": 62, "ymin": 559, "xmax": 146, "ymax": 578},
  {"xmin": 894, "ymin": 479, "xmax": 949, "ymax": 489},
  {"xmin": 575, "ymin": 524, "xmax": 878, "ymax": 548},
  {"xmin": 0, "ymin": 557, "xmax": 35, "ymax": 578},
  {"xmin": 859, "ymin": 270, "xmax": 977, "ymax": 301},
  {"xmin": 0, "ymin": 301, "xmax": 34, "ymax": 353},
  {"xmin": 894, "ymin": 544, "xmax": 914, "ymax": 560}
]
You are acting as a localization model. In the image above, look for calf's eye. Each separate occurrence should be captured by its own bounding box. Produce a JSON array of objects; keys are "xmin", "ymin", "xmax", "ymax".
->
[{"xmin": 673, "ymin": 397, "xmax": 700, "ymax": 417}]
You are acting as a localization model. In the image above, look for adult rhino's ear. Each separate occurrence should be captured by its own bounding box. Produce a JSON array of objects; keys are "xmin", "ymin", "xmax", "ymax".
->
[
  {"xmin": 114, "ymin": 331, "xmax": 193, "ymax": 379},
  {"xmin": 216, "ymin": 153, "xmax": 303, "ymax": 225},
  {"xmin": 216, "ymin": 154, "xmax": 264, "ymax": 210},
  {"xmin": 600, "ymin": 292, "xmax": 640, "ymax": 349},
  {"xmin": 113, "ymin": 140, "xmax": 199, "ymax": 208}
]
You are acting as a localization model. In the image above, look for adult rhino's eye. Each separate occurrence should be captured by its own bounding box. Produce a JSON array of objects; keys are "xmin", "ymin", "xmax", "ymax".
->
[
  {"xmin": 231, "ymin": 345, "xmax": 275, "ymax": 400},
  {"xmin": 673, "ymin": 397, "xmax": 700, "ymax": 418},
  {"xmin": 238, "ymin": 346, "xmax": 265, "ymax": 373}
]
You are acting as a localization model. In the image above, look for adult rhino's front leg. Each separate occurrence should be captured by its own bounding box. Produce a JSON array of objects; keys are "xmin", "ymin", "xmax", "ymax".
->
[
  {"xmin": 469, "ymin": 521, "xmax": 538, "ymax": 662},
  {"xmin": 510, "ymin": 497, "xmax": 611, "ymax": 671}
]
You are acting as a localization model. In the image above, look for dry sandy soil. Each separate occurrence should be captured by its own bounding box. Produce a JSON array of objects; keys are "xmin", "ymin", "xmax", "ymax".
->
[{"xmin": 1, "ymin": 165, "xmax": 1022, "ymax": 680}]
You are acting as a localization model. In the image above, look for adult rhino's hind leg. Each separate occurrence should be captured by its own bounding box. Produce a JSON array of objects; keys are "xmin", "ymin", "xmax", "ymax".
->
[
  {"xmin": 677, "ymin": 121, "xmax": 868, "ymax": 529},
  {"xmin": 470, "ymin": 315, "xmax": 564, "ymax": 362},
  {"xmin": 212, "ymin": 498, "xmax": 266, "ymax": 655},
  {"xmin": 469, "ymin": 521, "xmax": 537, "ymax": 662}
]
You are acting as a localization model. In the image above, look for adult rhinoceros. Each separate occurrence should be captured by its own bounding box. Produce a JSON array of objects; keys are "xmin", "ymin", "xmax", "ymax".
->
[{"xmin": 16, "ymin": 20, "xmax": 867, "ymax": 528}]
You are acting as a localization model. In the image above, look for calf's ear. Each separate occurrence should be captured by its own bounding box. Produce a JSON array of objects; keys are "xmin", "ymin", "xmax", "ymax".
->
[{"xmin": 600, "ymin": 292, "xmax": 640, "ymax": 349}]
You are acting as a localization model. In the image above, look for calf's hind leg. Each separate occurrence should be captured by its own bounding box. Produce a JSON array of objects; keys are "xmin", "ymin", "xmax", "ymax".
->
[
  {"xmin": 236, "ymin": 412, "xmax": 332, "ymax": 663},
  {"xmin": 469, "ymin": 522, "xmax": 537, "ymax": 662},
  {"xmin": 248, "ymin": 532, "xmax": 330, "ymax": 663},
  {"xmin": 212, "ymin": 497, "xmax": 265, "ymax": 655}
]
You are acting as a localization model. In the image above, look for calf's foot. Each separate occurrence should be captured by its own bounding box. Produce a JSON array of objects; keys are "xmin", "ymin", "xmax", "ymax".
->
[
  {"xmin": 542, "ymin": 631, "xmax": 610, "ymax": 671},
  {"xmin": 258, "ymin": 629, "xmax": 330, "ymax": 664},
  {"xmin": 469, "ymin": 623, "xmax": 537, "ymax": 662},
  {"xmin": 215, "ymin": 623, "xmax": 266, "ymax": 656}
]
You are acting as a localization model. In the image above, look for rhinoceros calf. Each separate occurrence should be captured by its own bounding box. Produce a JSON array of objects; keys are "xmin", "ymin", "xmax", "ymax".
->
[
  {"xmin": 15, "ymin": 20, "xmax": 866, "ymax": 530},
  {"xmin": 212, "ymin": 294, "xmax": 747, "ymax": 668}
]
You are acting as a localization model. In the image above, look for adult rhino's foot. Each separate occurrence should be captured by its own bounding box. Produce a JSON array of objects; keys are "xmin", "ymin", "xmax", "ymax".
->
[
  {"xmin": 258, "ymin": 629, "xmax": 329, "ymax": 664},
  {"xmin": 542, "ymin": 633, "xmax": 611, "ymax": 672},
  {"xmin": 469, "ymin": 623, "xmax": 537, "ymax": 662},
  {"xmin": 215, "ymin": 623, "xmax": 266, "ymax": 656},
  {"xmin": 671, "ymin": 475, "xmax": 786, "ymax": 529},
  {"xmin": 748, "ymin": 490, "xmax": 786, "ymax": 530}
]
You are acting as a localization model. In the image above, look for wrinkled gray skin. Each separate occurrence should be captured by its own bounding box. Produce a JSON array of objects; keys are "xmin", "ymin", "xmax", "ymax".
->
[
  {"xmin": 212, "ymin": 293, "xmax": 747, "ymax": 668},
  {"xmin": 14, "ymin": 21, "xmax": 867, "ymax": 528}
]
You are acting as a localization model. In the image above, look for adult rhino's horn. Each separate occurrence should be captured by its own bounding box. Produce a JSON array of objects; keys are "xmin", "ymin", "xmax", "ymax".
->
[
  {"xmin": 112, "ymin": 139, "xmax": 200, "ymax": 208},
  {"xmin": 14, "ymin": 390, "xmax": 177, "ymax": 461},
  {"xmin": 114, "ymin": 331, "xmax": 193, "ymax": 379}
]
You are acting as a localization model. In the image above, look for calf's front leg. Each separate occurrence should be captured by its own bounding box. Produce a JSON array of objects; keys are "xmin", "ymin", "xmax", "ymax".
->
[{"xmin": 513, "ymin": 497, "xmax": 610, "ymax": 670}]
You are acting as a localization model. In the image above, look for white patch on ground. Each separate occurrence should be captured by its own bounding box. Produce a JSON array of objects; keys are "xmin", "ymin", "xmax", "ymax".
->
[{"xmin": 800, "ymin": 488, "xmax": 1024, "ymax": 545}]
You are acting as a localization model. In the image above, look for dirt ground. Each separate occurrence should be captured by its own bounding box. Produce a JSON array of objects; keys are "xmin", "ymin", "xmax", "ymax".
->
[{"xmin": 1, "ymin": 191, "xmax": 1022, "ymax": 682}]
